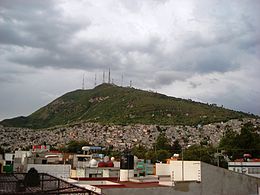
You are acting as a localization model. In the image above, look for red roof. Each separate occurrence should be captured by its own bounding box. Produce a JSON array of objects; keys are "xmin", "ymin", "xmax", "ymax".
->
[{"xmin": 234, "ymin": 158, "xmax": 260, "ymax": 162}]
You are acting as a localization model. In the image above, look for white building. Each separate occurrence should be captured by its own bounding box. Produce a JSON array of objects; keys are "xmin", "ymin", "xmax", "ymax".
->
[
  {"xmin": 228, "ymin": 161, "xmax": 260, "ymax": 178},
  {"xmin": 66, "ymin": 161, "xmax": 260, "ymax": 195},
  {"xmin": 156, "ymin": 160, "xmax": 201, "ymax": 186}
]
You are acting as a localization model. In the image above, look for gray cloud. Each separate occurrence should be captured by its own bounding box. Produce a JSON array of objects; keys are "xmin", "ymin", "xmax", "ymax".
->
[{"xmin": 0, "ymin": 0, "xmax": 260, "ymax": 119}]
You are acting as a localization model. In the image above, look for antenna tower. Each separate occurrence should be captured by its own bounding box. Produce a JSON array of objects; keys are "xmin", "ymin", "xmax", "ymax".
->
[
  {"xmin": 82, "ymin": 74, "xmax": 85, "ymax": 90},
  {"xmin": 121, "ymin": 74, "xmax": 124, "ymax": 86},
  {"xmin": 94, "ymin": 74, "xmax": 97, "ymax": 86},
  {"xmin": 103, "ymin": 71, "xmax": 105, "ymax": 83},
  {"xmin": 108, "ymin": 68, "xmax": 111, "ymax": 84}
]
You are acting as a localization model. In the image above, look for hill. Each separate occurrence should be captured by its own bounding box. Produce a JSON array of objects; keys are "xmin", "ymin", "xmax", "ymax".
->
[{"xmin": 0, "ymin": 83, "xmax": 255, "ymax": 129}]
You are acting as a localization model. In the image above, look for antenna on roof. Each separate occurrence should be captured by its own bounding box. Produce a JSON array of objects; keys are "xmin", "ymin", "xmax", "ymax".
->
[
  {"xmin": 82, "ymin": 73, "xmax": 85, "ymax": 90},
  {"xmin": 108, "ymin": 68, "xmax": 111, "ymax": 84}
]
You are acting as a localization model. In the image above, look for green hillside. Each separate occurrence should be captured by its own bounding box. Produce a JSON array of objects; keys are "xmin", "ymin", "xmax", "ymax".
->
[{"xmin": 0, "ymin": 83, "xmax": 255, "ymax": 129}]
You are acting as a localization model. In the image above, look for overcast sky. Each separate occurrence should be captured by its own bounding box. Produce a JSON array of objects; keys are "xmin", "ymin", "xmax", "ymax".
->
[{"xmin": 0, "ymin": 0, "xmax": 259, "ymax": 120}]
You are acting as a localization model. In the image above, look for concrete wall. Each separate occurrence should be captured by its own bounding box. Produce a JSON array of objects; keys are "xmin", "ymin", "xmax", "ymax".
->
[
  {"xmin": 102, "ymin": 184, "xmax": 202, "ymax": 195},
  {"xmin": 27, "ymin": 164, "xmax": 71, "ymax": 179},
  {"xmin": 102, "ymin": 162, "xmax": 260, "ymax": 195},
  {"xmin": 201, "ymin": 162, "xmax": 260, "ymax": 195}
]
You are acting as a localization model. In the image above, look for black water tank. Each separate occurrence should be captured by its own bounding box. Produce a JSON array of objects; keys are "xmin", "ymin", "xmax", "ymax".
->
[{"xmin": 120, "ymin": 154, "xmax": 134, "ymax": 169}]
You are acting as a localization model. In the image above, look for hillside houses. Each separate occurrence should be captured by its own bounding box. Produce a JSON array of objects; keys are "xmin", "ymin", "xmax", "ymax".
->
[{"xmin": 1, "ymin": 118, "xmax": 259, "ymax": 152}]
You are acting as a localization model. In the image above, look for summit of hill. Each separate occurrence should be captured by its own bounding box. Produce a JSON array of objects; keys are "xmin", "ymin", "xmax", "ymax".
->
[{"xmin": 0, "ymin": 83, "xmax": 255, "ymax": 129}]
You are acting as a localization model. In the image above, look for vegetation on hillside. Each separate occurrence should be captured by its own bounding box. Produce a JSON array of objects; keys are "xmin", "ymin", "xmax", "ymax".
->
[
  {"xmin": 53, "ymin": 122, "xmax": 260, "ymax": 168},
  {"xmin": 131, "ymin": 122, "xmax": 260, "ymax": 167},
  {"xmin": 219, "ymin": 122, "xmax": 260, "ymax": 159},
  {"xmin": 0, "ymin": 83, "xmax": 255, "ymax": 129}
]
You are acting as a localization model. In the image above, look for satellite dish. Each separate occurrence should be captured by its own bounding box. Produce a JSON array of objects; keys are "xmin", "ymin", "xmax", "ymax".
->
[
  {"xmin": 89, "ymin": 159, "xmax": 98, "ymax": 167},
  {"xmin": 104, "ymin": 156, "xmax": 109, "ymax": 163},
  {"xmin": 82, "ymin": 146, "xmax": 91, "ymax": 151}
]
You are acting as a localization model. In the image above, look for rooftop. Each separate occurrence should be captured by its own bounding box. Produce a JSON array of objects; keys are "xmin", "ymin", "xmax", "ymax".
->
[
  {"xmin": 71, "ymin": 176, "xmax": 163, "ymax": 189},
  {"xmin": 0, "ymin": 173, "xmax": 98, "ymax": 195}
]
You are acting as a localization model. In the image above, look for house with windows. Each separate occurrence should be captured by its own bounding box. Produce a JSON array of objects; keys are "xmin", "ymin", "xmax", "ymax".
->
[{"xmin": 228, "ymin": 154, "xmax": 260, "ymax": 178}]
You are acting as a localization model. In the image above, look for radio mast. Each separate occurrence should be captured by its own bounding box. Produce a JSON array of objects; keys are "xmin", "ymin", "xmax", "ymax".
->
[
  {"xmin": 108, "ymin": 68, "xmax": 111, "ymax": 84},
  {"xmin": 82, "ymin": 73, "xmax": 85, "ymax": 90},
  {"xmin": 94, "ymin": 74, "xmax": 97, "ymax": 86},
  {"xmin": 102, "ymin": 71, "xmax": 105, "ymax": 83},
  {"xmin": 121, "ymin": 74, "xmax": 124, "ymax": 86}
]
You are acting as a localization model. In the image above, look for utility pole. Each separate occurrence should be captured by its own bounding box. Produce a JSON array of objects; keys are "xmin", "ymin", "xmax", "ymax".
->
[
  {"xmin": 182, "ymin": 148, "xmax": 184, "ymax": 181},
  {"xmin": 217, "ymin": 148, "xmax": 220, "ymax": 167}
]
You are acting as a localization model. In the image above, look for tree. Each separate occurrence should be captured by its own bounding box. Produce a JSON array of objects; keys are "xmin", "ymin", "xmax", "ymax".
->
[
  {"xmin": 219, "ymin": 128, "xmax": 238, "ymax": 158},
  {"xmin": 63, "ymin": 140, "xmax": 90, "ymax": 153},
  {"xmin": 0, "ymin": 147, "xmax": 4, "ymax": 155},
  {"xmin": 183, "ymin": 145, "xmax": 215, "ymax": 164},
  {"xmin": 236, "ymin": 122, "xmax": 260, "ymax": 157},
  {"xmin": 145, "ymin": 150, "xmax": 157, "ymax": 163},
  {"xmin": 156, "ymin": 150, "xmax": 171, "ymax": 163},
  {"xmin": 219, "ymin": 122, "xmax": 260, "ymax": 159},
  {"xmin": 131, "ymin": 145, "xmax": 148, "ymax": 159},
  {"xmin": 154, "ymin": 132, "xmax": 172, "ymax": 151},
  {"xmin": 172, "ymin": 139, "xmax": 182, "ymax": 154}
]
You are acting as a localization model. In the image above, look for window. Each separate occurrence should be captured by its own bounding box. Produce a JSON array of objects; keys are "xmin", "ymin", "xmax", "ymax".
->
[{"xmin": 248, "ymin": 167, "xmax": 260, "ymax": 174}]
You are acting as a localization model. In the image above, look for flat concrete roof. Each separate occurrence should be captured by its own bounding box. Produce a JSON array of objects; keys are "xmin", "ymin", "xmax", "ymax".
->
[{"xmin": 72, "ymin": 177, "xmax": 164, "ymax": 189}]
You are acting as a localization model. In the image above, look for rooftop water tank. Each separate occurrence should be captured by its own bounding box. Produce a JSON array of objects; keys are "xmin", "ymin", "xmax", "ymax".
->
[
  {"xmin": 98, "ymin": 161, "xmax": 106, "ymax": 167},
  {"xmin": 107, "ymin": 161, "xmax": 114, "ymax": 167},
  {"xmin": 104, "ymin": 156, "xmax": 109, "ymax": 163},
  {"xmin": 89, "ymin": 159, "xmax": 97, "ymax": 167},
  {"xmin": 120, "ymin": 154, "xmax": 134, "ymax": 170},
  {"xmin": 82, "ymin": 146, "xmax": 91, "ymax": 151}
]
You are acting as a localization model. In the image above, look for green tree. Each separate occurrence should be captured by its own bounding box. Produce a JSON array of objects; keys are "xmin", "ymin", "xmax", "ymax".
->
[
  {"xmin": 145, "ymin": 150, "xmax": 157, "ymax": 162},
  {"xmin": 154, "ymin": 132, "xmax": 172, "ymax": 151},
  {"xmin": 219, "ymin": 128, "xmax": 238, "ymax": 158},
  {"xmin": 172, "ymin": 139, "xmax": 182, "ymax": 154},
  {"xmin": 156, "ymin": 150, "xmax": 171, "ymax": 163},
  {"xmin": 219, "ymin": 122, "xmax": 260, "ymax": 159},
  {"xmin": 183, "ymin": 145, "xmax": 215, "ymax": 164},
  {"xmin": 0, "ymin": 147, "xmax": 4, "ymax": 155},
  {"xmin": 64, "ymin": 140, "xmax": 90, "ymax": 153},
  {"xmin": 236, "ymin": 122, "xmax": 260, "ymax": 157},
  {"xmin": 131, "ymin": 145, "xmax": 148, "ymax": 159}
]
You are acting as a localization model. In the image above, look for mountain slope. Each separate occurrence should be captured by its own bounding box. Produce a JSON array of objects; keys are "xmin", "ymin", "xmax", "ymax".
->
[{"xmin": 0, "ymin": 83, "xmax": 255, "ymax": 129}]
